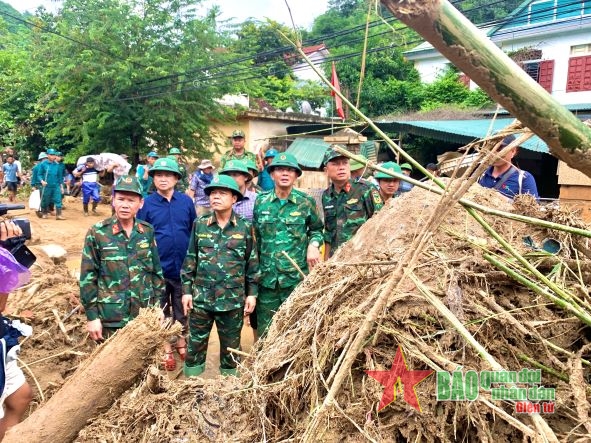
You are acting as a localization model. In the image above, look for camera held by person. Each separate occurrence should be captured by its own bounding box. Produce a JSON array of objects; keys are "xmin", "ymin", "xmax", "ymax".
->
[{"xmin": 0, "ymin": 204, "xmax": 35, "ymax": 269}]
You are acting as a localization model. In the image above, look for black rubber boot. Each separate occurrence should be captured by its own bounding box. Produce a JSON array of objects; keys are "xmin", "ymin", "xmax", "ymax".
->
[
  {"xmin": 83, "ymin": 203, "xmax": 89, "ymax": 216},
  {"xmin": 56, "ymin": 208, "xmax": 65, "ymax": 220},
  {"xmin": 92, "ymin": 201, "xmax": 99, "ymax": 214}
]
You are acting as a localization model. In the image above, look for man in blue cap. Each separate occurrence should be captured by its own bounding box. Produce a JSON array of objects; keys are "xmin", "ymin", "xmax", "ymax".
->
[{"xmin": 478, "ymin": 135, "xmax": 538, "ymax": 199}]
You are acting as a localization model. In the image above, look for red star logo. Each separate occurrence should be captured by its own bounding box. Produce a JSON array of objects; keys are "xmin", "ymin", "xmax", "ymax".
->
[{"xmin": 366, "ymin": 345, "xmax": 433, "ymax": 412}]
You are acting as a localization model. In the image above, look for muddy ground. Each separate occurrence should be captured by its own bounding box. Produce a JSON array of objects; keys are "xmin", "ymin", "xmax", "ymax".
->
[{"xmin": 2, "ymin": 194, "xmax": 253, "ymax": 414}]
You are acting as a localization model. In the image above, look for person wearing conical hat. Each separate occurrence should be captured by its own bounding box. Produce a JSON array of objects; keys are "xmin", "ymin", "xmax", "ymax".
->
[{"xmin": 181, "ymin": 175, "xmax": 259, "ymax": 377}]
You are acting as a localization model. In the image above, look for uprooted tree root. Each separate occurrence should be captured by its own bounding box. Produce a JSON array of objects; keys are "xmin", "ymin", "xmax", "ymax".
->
[{"xmin": 74, "ymin": 184, "xmax": 591, "ymax": 442}]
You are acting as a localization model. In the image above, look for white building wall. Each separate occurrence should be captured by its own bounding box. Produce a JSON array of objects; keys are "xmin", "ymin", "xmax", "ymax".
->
[{"xmin": 410, "ymin": 29, "xmax": 591, "ymax": 106}]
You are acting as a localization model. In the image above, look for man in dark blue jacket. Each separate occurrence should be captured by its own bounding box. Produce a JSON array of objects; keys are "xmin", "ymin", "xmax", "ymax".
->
[{"xmin": 137, "ymin": 157, "xmax": 196, "ymax": 370}]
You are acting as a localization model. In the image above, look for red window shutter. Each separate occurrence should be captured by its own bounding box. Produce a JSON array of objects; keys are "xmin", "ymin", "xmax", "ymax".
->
[
  {"xmin": 538, "ymin": 60, "xmax": 554, "ymax": 92},
  {"xmin": 458, "ymin": 73, "xmax": 470, "ymax": 87},
  {"xmin": 567, "ymin": 55, "xmax": 591, "ymax": 92}
]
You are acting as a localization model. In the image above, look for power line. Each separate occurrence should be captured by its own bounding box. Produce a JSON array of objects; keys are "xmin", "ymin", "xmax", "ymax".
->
[
  {"xmin": 126, "ymin": 0, "xmax": 574, "ymax": 100},
  {"xmin": 0, "ymin": 10, "xmax": 149, "ymax": 69}
]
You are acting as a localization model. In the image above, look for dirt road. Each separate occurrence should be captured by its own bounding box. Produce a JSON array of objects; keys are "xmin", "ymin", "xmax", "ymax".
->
[{"xmin": 7, "ymin": 195, "xmax": 254, "ymax": 379}]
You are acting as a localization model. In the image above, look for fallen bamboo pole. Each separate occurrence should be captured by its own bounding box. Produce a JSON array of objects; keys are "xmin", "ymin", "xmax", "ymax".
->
[
  {"xmin": 4, "ymin": 309, "xmax": 179, "ymax": 443},
  {"xmin": 381, "ymin": 0, "xmax": 591, "ymax": 178}
]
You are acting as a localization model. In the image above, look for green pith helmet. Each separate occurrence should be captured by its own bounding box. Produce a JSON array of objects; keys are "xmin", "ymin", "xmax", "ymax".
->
[
  {"xmin": 169, "ymin": 147, "xmax": 181, "ymax": 155},
  {"xmin": 375, "ymin": 161, "xmax": 403, "ymax": 179},
  {"xmin": 400, "ymin": 162, "xmax": 413, "ymax": 172},
  {"xmin": 220, "ymin": 159, "xmax": 253, "ymax": 180},
  {"xmin": 46, "ymin": 148, "xmax": 57, "ymax": 155},
  {"xmin": 349, "ymin": 155, "xmax": 368, "ymax": 171},
  {"xmin": 148, "ymin": 156, "xmax": 181, "ymax": 178},
  {"xmin": 231, "ymin": 129, "xmax": 245, "ymax": 138},
  {"xmin": 147, "ymin": 151, "xmax": 159, "ymax": 158},
  {"xmin": 268, "ymin": 152, "xmax": 302, "ymax": 177},
  {"xmin": 243, "ymin": 158, "xmax": 259, "ymax": 178},
  {"xmin": 114, "ymin": 175, "xmax": 143, "ymax": 196},
  {"xmin": 322, "ymin": 144, "xmax": 348, "ymax": 166},
  {"xmin": 204, "ymin": 175, "xmax": 243, "ymax": 201}
]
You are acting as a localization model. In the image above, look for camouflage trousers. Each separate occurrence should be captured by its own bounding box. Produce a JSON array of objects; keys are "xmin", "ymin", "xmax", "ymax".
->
[
  {"xmin": 185, "ymin": 307, "xmax": 243, "ymax": 376},
  {"xmin": 257, "ymin": 285, "xmax": 295, "ymax": 337}
]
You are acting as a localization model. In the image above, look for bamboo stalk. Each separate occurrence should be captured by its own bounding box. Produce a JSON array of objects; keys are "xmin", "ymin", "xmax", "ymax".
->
[
  {"xmin": 409, "ymin": 272, "xmax": 559, "ymax": 443},
  {"xmin": 381, "ymin": 0, "xmax": 591, "ymax": 177},
  {"xmin": 332, "ymin": 146, "xmax": 591, "ymax": 240},
  {"xmin": 484, "ymin": 254, "xmax": 591, "ymax": 325},
  {"xmin": 281, "ymin": 251, "xmax": 306, "ymax": 278}
]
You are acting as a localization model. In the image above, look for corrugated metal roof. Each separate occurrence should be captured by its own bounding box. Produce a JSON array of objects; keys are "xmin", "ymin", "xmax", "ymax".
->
[
  {"xmin": 390, "ymin": 119, "xmax": 549, "ymax": 153},
  {"xmin": 286, "ymin": 138, "xmax": 379, "ymax": 169},
  {"xmin": 287, "ymin": 138, "xmax": 330, "ymax": 168}
]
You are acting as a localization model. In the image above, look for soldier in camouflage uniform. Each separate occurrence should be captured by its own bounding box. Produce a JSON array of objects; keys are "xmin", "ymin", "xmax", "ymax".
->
[
  {"xmin": 253, "ymin": 153, "xmax": 323, "ymax": 336},
  {"xmin": 80, "ymin": 175, "xmax": 165, "ymax": 340},
  {"xmin": 375, "ymin": 161, "xmax": 402, "ymax": 204},
  {"xmin": 322, "ymin": 145, "xmax": 383, "ymax": 259},
  {"xmin": 181, "ymin": 175, "xmax": 259, "ymax": 377},
  {"xmin": 167, "ymin": 147, "xmax": 189, "ymax": 192},
  {"xmin": 220, "ymin": 129, "xmax": 259, "ymax": 170}
]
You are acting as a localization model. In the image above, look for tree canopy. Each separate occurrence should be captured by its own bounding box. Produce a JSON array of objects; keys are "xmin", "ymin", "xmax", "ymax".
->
[{"xmin": 0, "ymin": 0, "xmax": 527, "ymax": 159}]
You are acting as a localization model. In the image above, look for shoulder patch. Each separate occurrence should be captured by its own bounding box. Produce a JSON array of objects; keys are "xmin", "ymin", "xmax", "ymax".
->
[{"xmin": 371, "ymin": 189, "xmax": 382, "ymax": 205}]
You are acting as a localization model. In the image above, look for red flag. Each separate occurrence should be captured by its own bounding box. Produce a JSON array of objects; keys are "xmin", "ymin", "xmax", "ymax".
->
[{"xmin": 331, "ymin": 62, "xmax": 345, "ymax": 120}]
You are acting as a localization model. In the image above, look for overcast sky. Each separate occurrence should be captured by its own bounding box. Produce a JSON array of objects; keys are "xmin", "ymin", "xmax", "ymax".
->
[{"xmin": 5, "ymin": 0, "xmax": 329, "ymax": 29}]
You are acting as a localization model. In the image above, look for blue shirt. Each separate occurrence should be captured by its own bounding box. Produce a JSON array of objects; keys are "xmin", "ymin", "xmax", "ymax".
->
[
  {"xmin": 2, "ymin": 163, "xmax": 18, "ymax": 183},
  {"xmin": 258, "ymin": 167, "xmax": 274, "ymax": 191},
  {"xmin": 478, "ymin": 166, "xmax": 539, "ymax": 199},
  {"xmin": 137, "ymin": 191, "xmax": 197, "ymax": 280}
]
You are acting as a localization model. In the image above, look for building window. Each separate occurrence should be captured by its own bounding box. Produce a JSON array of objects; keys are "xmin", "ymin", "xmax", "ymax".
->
[
  {"xmin": 571, "ymin": 44, "xmax": 591, "ymax": 55},
  {"xmin": 528, "ymin": 0, "xmax": 589, "ymax": 25},
  {"xmin": 566, "ymin": 55, "xmax": 591, "ymax": 92},
  {"xmin": 521, "ymin": 60, "xmax": 555, "ymax": 92}
]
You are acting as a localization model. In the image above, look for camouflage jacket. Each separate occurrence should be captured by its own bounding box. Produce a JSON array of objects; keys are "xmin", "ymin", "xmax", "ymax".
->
[
  {"xmin": 253, "ymin": 188, "xmax": 323, "ymax": 289},
  {"xmin": 322, "ymin": 179, "xmax": 383, "ymax": 253},
  {"xmin": 181, "ymin": 212, "xmax": 259, "ymax": 312},
  {"xmin": 80, "ymin": 217, "xmax": 165, "ymax": 328},
  {"xmin": 220, "ymin": 150, "xmax": 258, "ymax": 170},
  {"xmin": 175, "ymin": 162, "xmax": 189, "ymax": 192}
]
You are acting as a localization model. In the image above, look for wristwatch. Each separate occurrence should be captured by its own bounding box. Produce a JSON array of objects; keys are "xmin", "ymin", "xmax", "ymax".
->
[{"xmin": 310, "ymin": 241, "xmax": 320, "ymax": 248}]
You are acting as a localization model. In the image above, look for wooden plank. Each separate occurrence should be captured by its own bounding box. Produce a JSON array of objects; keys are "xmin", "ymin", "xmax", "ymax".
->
[
  {"xmin": 559, "ymin": 185, "xmax": 591, "ymax": 200},
  {"xmin": 557, "ymin": 161, "xmax": 591, "ymax": 186}
]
